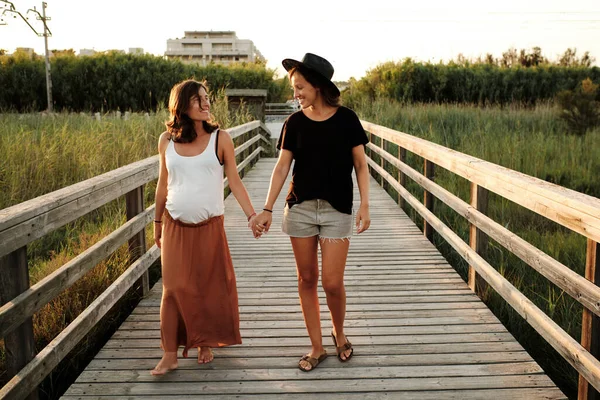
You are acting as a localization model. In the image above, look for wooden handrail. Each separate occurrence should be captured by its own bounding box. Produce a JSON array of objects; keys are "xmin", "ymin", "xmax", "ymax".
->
[
  {"xmin": 367, "ymin": 142, "xmax": 600, "ymax": 318},
  {"xmin": 0, "ymin": 156, "xmax": 159, "ymax": 259},
  {"xmin": 362, "ymin": 120, "xmax": 600, "ymax": 396},
  {"xmin": 361, "ymin": 120, "xmax": 600, "ymax": 243},
  {"xmin": 0, "ymin": 121, "xmax": 271, "ymax": 399}
]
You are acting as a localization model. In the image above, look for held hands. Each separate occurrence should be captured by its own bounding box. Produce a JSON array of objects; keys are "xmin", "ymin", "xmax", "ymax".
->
[
  {"xmin": 355, "ymin": 203, "xmax": 371, "ymax": 234},
  {"xmin": 247, "ymin": 215, "xmax": 260, "ymax": 239},
  {"xmin": 249, "ymin": 210, "xmax": 272, "ymax": 239}
]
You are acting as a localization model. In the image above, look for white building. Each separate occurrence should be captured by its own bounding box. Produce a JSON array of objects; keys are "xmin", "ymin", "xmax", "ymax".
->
[
  {"xmin": 79, "ymin": 49, "xmax": 97, "ymax": 57},
  {"xmin": 128, "ymin": 48, "xmax": 144, "ymax": 55},
  {"xmin": 165, "ymin": 31, "xmax": 265, "ymax": 66}
]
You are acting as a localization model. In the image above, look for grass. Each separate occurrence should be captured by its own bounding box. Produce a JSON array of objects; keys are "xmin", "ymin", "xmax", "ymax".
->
[
  {"xmin": 355, "ymin": 98, "xmax": 600, "ymax": 399},
  {"xmin": 0, "ymin": 93, "xmax": 254, "ymax": 399}
]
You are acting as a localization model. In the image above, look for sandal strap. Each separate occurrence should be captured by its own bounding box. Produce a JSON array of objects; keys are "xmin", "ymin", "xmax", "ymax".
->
[
  {"xmin": 337, "ymin": 340, "xmax": 353, "ymax": 354},
  {"xmin": 300, "ymin": 354, "xmax": 319, "ymax": 368}
]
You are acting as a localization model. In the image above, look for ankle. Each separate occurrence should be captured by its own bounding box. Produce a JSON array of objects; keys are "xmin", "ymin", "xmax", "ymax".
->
[{"xmin": 332, "ymin": 329, "xmax": 344, "ymax": 338}]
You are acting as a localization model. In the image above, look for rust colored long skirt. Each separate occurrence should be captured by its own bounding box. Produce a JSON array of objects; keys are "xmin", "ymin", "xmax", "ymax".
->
[{"xmin": 160, "ymin": 212, "xmax": 241, "ymax": 357}]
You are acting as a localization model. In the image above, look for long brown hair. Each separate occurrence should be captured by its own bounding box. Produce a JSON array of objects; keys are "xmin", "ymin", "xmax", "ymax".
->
[
  {"xmin": 289, "ymin": 65, "xmax": 341, "ymax": 107},
  {"xmin": 165, "ymin": 79, "xmax": 219, "ymax": 143}
]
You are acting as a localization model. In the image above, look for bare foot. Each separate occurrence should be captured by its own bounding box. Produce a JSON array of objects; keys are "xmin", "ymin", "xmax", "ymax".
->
[
  {"xmin": 198, "ymin": 347, "xmax": 214, "ymax": 364},
  {"xmin": 151, "ymin": 352, "xmax": 178, "ymax": 375}
]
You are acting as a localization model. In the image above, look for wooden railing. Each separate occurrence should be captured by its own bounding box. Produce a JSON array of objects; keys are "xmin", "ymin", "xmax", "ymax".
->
[
  {"xmin": 265, "ymin": 102, "xmax": 299, "ymax": 115},
  {"xmin": 361, "ymin": 120, "xmax": 600, "ymax": 400},
  {"xmin": 0, "ymin": 121, "xmax": 272, "ymax": 400}
]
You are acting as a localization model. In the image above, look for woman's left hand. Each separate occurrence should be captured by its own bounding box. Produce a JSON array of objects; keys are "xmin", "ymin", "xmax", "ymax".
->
[{"xmin": 355, "ymin": 203, "xmax": 371, "ymax": 234}]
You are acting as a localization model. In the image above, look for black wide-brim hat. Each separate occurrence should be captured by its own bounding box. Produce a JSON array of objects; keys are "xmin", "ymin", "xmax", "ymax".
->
[{"xmin": 282, "ymin": 53, "xmax": 340, "ymax": 97}]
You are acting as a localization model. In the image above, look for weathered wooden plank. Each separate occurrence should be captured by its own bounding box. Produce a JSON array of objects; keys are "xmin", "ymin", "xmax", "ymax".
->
[
  {"xmin": 119, "ymin": 315, "xmax": 500, "ymax": 330},
  {"xmin": 100, "ymin": 332, "xmax": 517, "ymax": 349},
  {"xmin": 125, "ymin": 307, "xmax": 493, "ymax": 322},
  {"xmin": 75, "ymin": 362, "xmax": 544, "ymax": 383},
  {"xmin": 94, "ymin": 341, "xmax": 527, "ymax": 359},
  {"xmin": 62, "ymin": 375, "xmax": 558, "ymax": 395},
  {"xmin": 60, "ymin": 388, "xmax": 567, "ymax": 400},
  {"xmin": 84, "ymin": 351, "xmax": 535, "ymax": 370},
  {"xmin": 131, "ymin": 301, "xmax": 490, "ymax": 314},
  {"xmin": 139, "ymin": 295, "xmax": 480, "ymax": 308},
  {"xmin": 227, "ymin": 121, "xmax": 261, "ymax": 140},
  {"xmin": 111, "ymin": 324, "xmax": 508, "ymax": 339},
  {"xmin": 142, "ymin": 288, "xmax": 476, "ymax": 300}
]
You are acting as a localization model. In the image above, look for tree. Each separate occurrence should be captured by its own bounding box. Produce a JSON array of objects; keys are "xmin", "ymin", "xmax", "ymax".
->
[{"xmin": 557, "ymin": 78, "xmax": 600, "ymax": 135}]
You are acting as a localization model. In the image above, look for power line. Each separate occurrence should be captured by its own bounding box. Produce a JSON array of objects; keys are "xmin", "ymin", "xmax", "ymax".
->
[{"xmin": 0, "ymin": 1, "xmax": 53, "ymax": 112}]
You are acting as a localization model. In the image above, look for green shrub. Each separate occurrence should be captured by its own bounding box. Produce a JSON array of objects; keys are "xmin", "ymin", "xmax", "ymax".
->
[{"xmin": 556, "ymin": 78, "xmax": 600, "ymax": 135}]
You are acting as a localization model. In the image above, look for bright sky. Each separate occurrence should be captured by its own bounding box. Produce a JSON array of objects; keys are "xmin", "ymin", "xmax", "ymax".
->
[{"xmin": 1, "ymin": 0, "xmax": 599, "ymax": 81}]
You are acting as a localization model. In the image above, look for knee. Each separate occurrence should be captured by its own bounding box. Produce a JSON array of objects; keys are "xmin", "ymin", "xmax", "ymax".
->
[
  {"xmin": 297, "ymin": 269, "xmax": 318, "ymax": 287},
  {"xmin": 322, "ymin": 278, "xmax": 344, "ymax": 296}
]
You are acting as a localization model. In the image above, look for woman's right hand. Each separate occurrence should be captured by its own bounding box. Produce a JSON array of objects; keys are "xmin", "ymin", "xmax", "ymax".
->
[
  {"xmin": 253, "ymin": 211, "xmax": 273, "ymax": 235},
  {"xmin": 154, "ymin": 222, "xmax": 162, "ymax": 248}
]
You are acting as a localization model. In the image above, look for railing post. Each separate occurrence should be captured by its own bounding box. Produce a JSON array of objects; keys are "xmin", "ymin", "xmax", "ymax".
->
[
  {"xmin": 423, "ymin": 160, "xmax": 435, "ymax": 241},
  {"xmin": 125, "ymin": 186, "xmax": 149, "ymax": 296},
  {"xmin": 380, "ymin": 138, "xmax": 386, "ymax": 191},
  {"xmin": 579, "ymin": 239, "xmax": 600, "ymax": 400},
  {"xmin": 398, "ymin": 146, "xmax": 407, "ymax": 210},
  {"xmin": 0, "ymin": 246, "xmax": 39, "ymax": 400},
  {"xmin": 468, "ymin": 183, "xmax": 489, "ymax": 297}
]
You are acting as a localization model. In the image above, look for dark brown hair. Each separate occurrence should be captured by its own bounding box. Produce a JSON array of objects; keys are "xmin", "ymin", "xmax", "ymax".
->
[
  {"xmin": 165, "ymin": 79, "xmax": 219, "ymax": 143},
  {"xmin": 289, "ymin": 65, "xmax": 341, "ymax": 107}
]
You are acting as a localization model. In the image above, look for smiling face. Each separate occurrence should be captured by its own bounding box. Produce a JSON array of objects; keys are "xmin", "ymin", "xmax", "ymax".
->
[
  {"xmin": 186, "ymin": 86, "xmax": 211, "ymax": 121},
  {"xmin": 290, "ymin": 71, "xmax": 319, "ymax": 109}
]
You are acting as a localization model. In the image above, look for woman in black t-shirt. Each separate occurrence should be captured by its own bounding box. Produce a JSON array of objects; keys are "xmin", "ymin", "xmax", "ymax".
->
[{"xmin": 253, "ymin": 53, "xmax": 371, "ymax": 372}]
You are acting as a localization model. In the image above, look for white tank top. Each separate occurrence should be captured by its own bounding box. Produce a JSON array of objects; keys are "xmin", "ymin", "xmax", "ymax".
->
[{"xmin": 165, "ymin": 130, "xmax": 224, "ymax": 223}]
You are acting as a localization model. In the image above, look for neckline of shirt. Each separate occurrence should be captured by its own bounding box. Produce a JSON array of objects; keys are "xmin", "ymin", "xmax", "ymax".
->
[{"xmin": 300, "ymin": 106, "xmax": 342, "ymax": 123}]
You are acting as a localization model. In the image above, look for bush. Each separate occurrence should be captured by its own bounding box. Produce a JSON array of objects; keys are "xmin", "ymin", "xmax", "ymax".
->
[
  {"xmin": 341, "ymin": 59, "xmax": 600, "ymax": 107},
  {"xmin": 0, "ymin": 52, "xmax": 281, "ymax": 112},
  {"xmin": 556, "ymin": 78, "xmax": 600, "ymax": 135}
]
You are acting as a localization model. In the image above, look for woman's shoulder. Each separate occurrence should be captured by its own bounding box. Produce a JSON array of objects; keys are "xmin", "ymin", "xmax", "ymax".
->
[
  {"xmin": 159, "ymin": 131, "xmax": 172, "ymax": 141},
  {"xmin": 337, "ymin": 106, "xmax": 358, "ymax": 118},
  {"xmin": 286, "ymin": 110, "xmax": 305, "ymax": 123},
  {"xmin": 158, "ymin": 131, "xmax": 171, "ymax": 153}
]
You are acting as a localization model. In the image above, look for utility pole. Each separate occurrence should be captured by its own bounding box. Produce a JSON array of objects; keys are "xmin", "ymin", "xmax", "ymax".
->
[
  {"xmin": 0, "ymin": 1, "xmax": 53, "ymax": 112},
  {"xmin": 39, "ymin": 2, "xmax": 52, "ymax": 112}
]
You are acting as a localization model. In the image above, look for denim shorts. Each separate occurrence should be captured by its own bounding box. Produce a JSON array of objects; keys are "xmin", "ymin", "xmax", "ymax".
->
[{"xmin": 281, "ymin": 199, "xmax": 353, "ymax": 240}]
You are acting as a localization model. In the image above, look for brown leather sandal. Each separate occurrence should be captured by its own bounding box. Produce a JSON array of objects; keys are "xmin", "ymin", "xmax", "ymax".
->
[
  {"xmin": 298, "ymin": 352, "xmax": 328, "ymax": 372},
  {"xmin": 331, "ymin": 331, "xmax": 353, "ymax": 362}
]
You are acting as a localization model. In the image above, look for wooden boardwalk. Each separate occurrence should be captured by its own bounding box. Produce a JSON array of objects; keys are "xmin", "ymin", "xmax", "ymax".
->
[{"xmin": 62, "ymin": 158, "xmax": 565, "ymax": 399}]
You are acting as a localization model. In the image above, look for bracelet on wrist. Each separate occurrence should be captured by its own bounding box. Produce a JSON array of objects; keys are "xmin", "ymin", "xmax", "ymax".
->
[
  {"xmin": 262, "ymin": 208, "xmax": 273, "ymax": 213},
  {"xmin": 247, "ymin": 212, "xmax": 256, "ymax": 221},
  {"xmin": 154, "ymin": 220, "xmax": 162, "ymax": 224}
]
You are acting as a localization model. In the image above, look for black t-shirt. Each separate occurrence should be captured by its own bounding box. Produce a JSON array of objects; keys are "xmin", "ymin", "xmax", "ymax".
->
[{"xmin": 276, "ymin": 106, "xmax": 368, "ymax": 215}]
